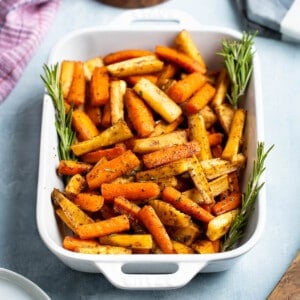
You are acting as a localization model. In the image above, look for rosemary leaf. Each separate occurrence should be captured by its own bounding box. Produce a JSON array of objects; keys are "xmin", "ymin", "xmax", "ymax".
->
[
  {"xmin": 221, "ymin": 142, "xmax": 274, "ymax": 251},
  {"xmin": 41, "ymin": 63, "xmax": 76, "ymax": 161}
]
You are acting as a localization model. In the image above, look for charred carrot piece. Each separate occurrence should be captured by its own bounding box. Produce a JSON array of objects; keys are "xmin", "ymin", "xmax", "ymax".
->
[
  {"xmin": 167, "ymin": 72, "xmax": 207, "ymax": 104},
  {"xmin": 63, "ymin": 236, "xmax": 99, "ymax": 251},
  {"xmin": 185, "ymin": 82, "xmax": 216, "ymax": 114},
  {"xmin": 101, "ymin": 182, "xmax": 160, "ymax": 202},
  {"xmin": 66, "ymin": 61, "xmax": 86, "ymax": 106},
  {"xmin": 124, "ymin": 88, "xmax": 155, "ymax": 137},
  {"xmin": 77, "ymin": 214, "xmax": 130, "ymax": 239},
  {"xmin": 103, "ymin": 49, "xmax": 154, "ymax": 65},
  {"xmin": 142, "ymin": 141, "xmax": 201, "ymax": 169},
  {"xmin": 57, "ymin": 160, "xmax": 92, "ymax": 176},
  {"xmin": 89, "ymin": 66, "xmax": 109, "ymax": 106},
  {"xmin": 73, "ymin": 192, "xmax": 104, "ymax": 212},
  {"xmin": 113, "ymin": 196, "xmax": 141, "ymax": 220},
  {"xmin": 138, "ymin": 205, "xmax": 175, "ymax": 254},
  {"xmin": 162, "ymin": 186, "xmax": 214, "ymax": 223},
  {"xmin": 211, "ymin": 192, "xmax": 241, "ymax": 216},
  {"xmin": 86, "ymin": 150, "xmax": 140, "ymax": 189},
  {"xmin": 72, "ymin": 109, "xmax": 99, "ymax": 141},
  {"xmin": 80, "ymin": 143, "xmax": 126, "ymax": 163},
  {"xmin": 155, "ymin": 45, "xmax": 206, "ymax": 74}
]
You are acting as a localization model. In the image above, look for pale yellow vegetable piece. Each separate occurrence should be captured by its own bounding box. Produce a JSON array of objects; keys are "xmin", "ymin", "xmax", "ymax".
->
[
  {"xmin": 59, "ymin": 60, "xmax": 75, "ymax": 98},
  {"xmin": 135, "ymin": 157, "xmax": 193, "ymax": 181},
  {"xmin": 172, "ymin": 240, "xmax": 194, "ymax": 254},
  {"xmin": 110, "ymin": 80, "xmax": 127, "ymax": 124},
  {"xmin": 133, "ymin": 77, "xmax": 182, "ymax": 123},
  {"xmin": 106, "ymin": 55, "xmax": 163, "ymax": 77},
  {"xmin": 167, "ymin": 222, "xmax": 201, "ymax": 246},
  {"xmin": 75, "ymin": 245, "xmax": 132, "ymax": 254},
  {"xmin": 51, "ymin": 188, "xmax": 94, "ymax": 234},
  {"xmin": 208, "ymin": 174, "xmax": 229, "ymax": 197},
  {"xmin": 199, "ymin": 105, "xmax": 217, "ymax": 129},
  {"xmin": 214, "ymin": 103, "xmax": 235, "ymax": 134},
  {"xmin": 150, "ymin": 116, "xmax": 184, "ymax": 137},
  {"xmin": 189, "ymin": 156, "xmax": 214, "ymax": 204},
  {"xmin": 175, "ymin": 29, "xmax": 207, "ymax": 71},
  {"xmin": 149, "ymin": 199, "xmax": 191, "ymax": 227},
  {"xmin": 71, "ymin": 120, "xmax": 133, "ymax": 156},
  {"xmin": 222, "ymin": 108, "xmax": 246, "ymax": 162},
  {"xmin": 188, "ymin": 112, "xmax": 212, "ymax": 161},
  {"xmin": 192, "ymin": 239, "xmax": 216, "ymax": 254},
  {"xmin": 55, "ymin": 208, "xmax": 77, "ymax": 233},
  {"xmin": 211, "ymin": 69, "xmax": 229, "ymax": 108},
  {"xmin": 132, "ymin": 130, "xmax": 188, "ymax": 154},
  {"xmin": 99, "ymin": 234, "xmax": 153, "ymax": 250},
  {"xmin": 64, "ymin": 174, "xmax": 86, "ymax": 198},
  {"xmin": 206, "ymin": 209, "xmax": 240, "ymax": 241}
]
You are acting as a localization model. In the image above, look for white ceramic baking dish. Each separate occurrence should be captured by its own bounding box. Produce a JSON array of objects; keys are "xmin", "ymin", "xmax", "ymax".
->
[{"xmin": 36, "ymin": 9, "xmax": 265, "ymax": 290}]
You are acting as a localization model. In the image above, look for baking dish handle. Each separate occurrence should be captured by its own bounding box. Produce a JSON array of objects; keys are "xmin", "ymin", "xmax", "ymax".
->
[
  {"xmin": 108, "ymin": 8, "xmax": 201, "ymax": 29},
  {"xmin": 97, "ymin": 261, "xmax": 207, "ymax": 290}
]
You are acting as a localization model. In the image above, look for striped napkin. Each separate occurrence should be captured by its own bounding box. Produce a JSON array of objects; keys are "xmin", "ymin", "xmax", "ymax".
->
[
  {"xmin": 0, "ymin": 0, "xmax": 60, "ymax": 103},
  {"xmin": 236, "ymin": 0, "xmax": 300, "ymax": 42}
]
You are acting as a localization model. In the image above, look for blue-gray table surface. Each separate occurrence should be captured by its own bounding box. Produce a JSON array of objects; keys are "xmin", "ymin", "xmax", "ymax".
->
[{"xmin": 0, "ymin": 0, "xmax": 299, "ymax": 299}]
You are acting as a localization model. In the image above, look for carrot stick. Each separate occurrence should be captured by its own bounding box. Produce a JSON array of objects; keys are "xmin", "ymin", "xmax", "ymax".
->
[
  {"xmin": 138, "ymin": 205, "xmax": 175, "ymax": 254},
  {"xmin": 167, "ymin": 72, "xmax": 207, "ymax": 104},
  {"xmin": 101, "ymin": 182, "xmax": 160, "ymax": 202},
  {"xmin": 185, "ymin": 82, "xmax": 216, "ymax": 114},
  {"xmin": 86, "ymin": 150, "xmax": 140, "ymax": 189},
  {"xmin": 208, "ymin": 132, "xmax": 224, "ymax": 146},
  {"xmin": 103, "ymin": 49, "xmax": 154, "ymax": 65},
  {"xmin": 101, "ymin": 101, "xmax": 111, "ymax": 128},
  {"xmin": 211, "ymin": 192, "xmax": 242, "ymax": 215},
  {"xmin": 80, "ymin": 143, "xmax": 126, "ymax": 163},
  {"xmin": 124, "ymin": 88, "xmax": 155, "ymax": 137},
  {"xmin": 77, "ymin": 214, "xmax": 130, "ymax": 239},
  {"xmin": 57, "ymin": 160, "xmax": 92, "ymax": 176},
  {"xmin": 73, "ymin": 192, "xmax": 104, "ymax": 212},
  {"xmin": 89, "ymin": 66, "xmax": 109, "ymax": 106},
  {"xmin": 72, "ymin": 109, "xmax": 99, "ymax": 141},
  {"xmin": 84, "ymin": 103, "xmax": 102, "ymax": 127},
  {"xmin": 63, "ymin": 236, "xmax": 99, "ymax": 251},
  {"xmin": 155, "ymin": 45, "xmax": 206, "ymax": 74},
  {"xmin": 66, "ymin": 61, "xmax": 86, "ymax": 106},
  {"xmin": 113, "ymin": 196, "xmax": 141, "ymax": 220},
  {"xmin": 142, "ymin": 141, "xmax": 201, "ymax": 169},
  {"xmin": 156, "ymin": 63, "xmax": 179, "ymax": 87},
  {"xmin": 162, "ymin": 186, "xmax": 214, "ymax": 223}
]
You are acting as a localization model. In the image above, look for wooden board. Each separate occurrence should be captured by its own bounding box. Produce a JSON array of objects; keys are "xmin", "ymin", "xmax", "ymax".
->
[{"xmin": 267, "ymin": 251, "xmax": 300, "ymax": 299}]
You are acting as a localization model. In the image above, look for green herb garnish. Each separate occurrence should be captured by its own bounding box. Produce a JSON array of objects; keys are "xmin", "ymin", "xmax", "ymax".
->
[
  {"xmin": 218, "ymin": 32, "xmax": 256, "ymax": 107},
  {"xmin": 221, "ymin": 142, "xmax": 274, "ymax": 251},
  {"xmin": 41, "ymin": 64, "xmax": 76, "ymax": 161}
]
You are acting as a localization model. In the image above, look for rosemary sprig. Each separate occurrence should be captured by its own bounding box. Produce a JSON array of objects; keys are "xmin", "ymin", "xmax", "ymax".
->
[
  {"xmin": 221, "ymin": 142, "xmax": 274, "ymax": 251},
  {"xmin": 218, "ymin": 32, "xmax": 256, "ymax": 107},
  {"xmin": 41, "ymin": 64, "xmax": 76, "ymax": 161}
]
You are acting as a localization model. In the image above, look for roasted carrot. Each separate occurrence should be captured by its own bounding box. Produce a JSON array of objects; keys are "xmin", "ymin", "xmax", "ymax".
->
[
  {"xmin": 208, "ymin": 132, "xmax": 224, "ymax": 146},
  {"xmin": 138, "ymin": 205, "xmax": 175, "ymax": 254},
  {"xmin": 84, "ymin": 103, "xmax": 102, "ymax": 127},
  {"xmin": 142, "ymin": 141, "xmax": 201, "ymax": 169},
  {"xmin": 80, "ymin": 143, "xmax": 126, "ymax": 163},
  {"xmin": 113, "ymin": 196, "xmax": 141, "ymax": 220},
  {"xmin": 185, "ymin": 82, "xmax": 216, "ymax": 114},
  {"xmin": 212, "ymin": 192, "xmax": 241, "ymax": 215},
  {"xmin": 167, "ymin": 72, "xmax": 207, "ymax": 104},
  {"xmin": 101, "ymin": 182, "xmax": 160, "ymax": 202},
  {"xmin": 155, "ymin": 45, "xmax": 206, "ymax": 74},
  {"xmin": 103, "ymin": 49, "xmax": 154, "ymax": 65},
  {"xmin": 63, "ymin": 236, "xmax": 99, "ymax": 251},
  {"xmin": 66, "ymin": 61, "xmax": 86, "ymax": 106},
  {"xmin": 74, "ymin": 192, "xmax": 104, "ymax": 212},
  {"xmin": 57, "ymin": 160, "xmax": 92, "ymax": 176},
  {"xmin": 124, "ymin": 88, "xmax": 155, "ymax": 137},
  {"xmin": 101, "ymin": 101, "xmax": 111, "ymax": 128},
  {"xmin": 228, "ymin": 171, "xmax": 241, "ymax": 193},
  {"xmin": 77, "ymin": 214, "xmax": 130, "ymax": 239},
  {"xmin": 72, "ymin": 109, "xmax": 99, "ymax": 141},
  {"xmin": 86, "ymin": 150, "xmax": 140, "ymax": 189},
  {"xmin": 156, "ymin": 63, "xmax": 178, "ymax": 88},
  {"xmin": 162, "ymin": 186, "xmax": 214, "ymax": 223},
  {"xmin": 89, "ymin": 66, "xmax": 109, "ymax": 106}
]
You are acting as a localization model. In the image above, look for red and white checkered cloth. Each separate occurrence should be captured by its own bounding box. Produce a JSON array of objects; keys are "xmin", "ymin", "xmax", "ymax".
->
[{"xmin": 0, "ymin": 0, "xmax": 60, "ymax": 103}]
